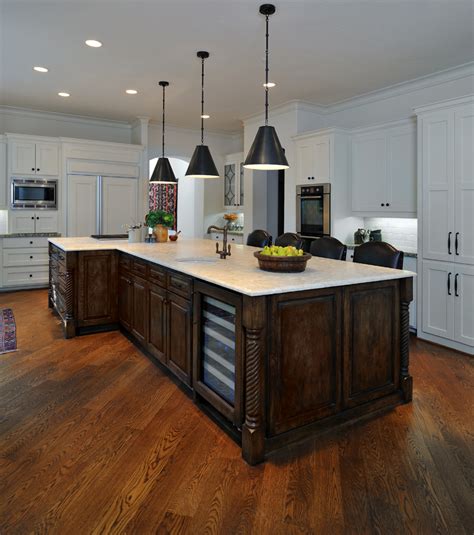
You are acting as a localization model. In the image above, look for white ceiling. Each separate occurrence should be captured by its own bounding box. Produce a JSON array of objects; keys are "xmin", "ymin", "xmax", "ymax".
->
[{"xmin": 1, "ymin": 0, "xmax": 473, "ymax": 132}]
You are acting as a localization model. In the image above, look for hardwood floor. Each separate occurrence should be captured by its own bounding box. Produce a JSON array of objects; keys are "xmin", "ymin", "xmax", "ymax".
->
[{"xmin": 0, "ymin": 289, "xmax": 472, "ymax": 534}]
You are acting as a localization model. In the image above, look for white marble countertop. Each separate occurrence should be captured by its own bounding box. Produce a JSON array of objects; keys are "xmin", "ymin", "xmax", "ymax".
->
[{"xmin": 49, "ymin": 237, "xmax": 415, "ymax": 297}]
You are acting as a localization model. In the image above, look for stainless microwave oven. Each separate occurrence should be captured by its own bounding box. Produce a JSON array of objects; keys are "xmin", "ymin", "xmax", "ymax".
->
[{"xmin": 11, "ymin": 178, "xmax": 57, "ymax": 210}]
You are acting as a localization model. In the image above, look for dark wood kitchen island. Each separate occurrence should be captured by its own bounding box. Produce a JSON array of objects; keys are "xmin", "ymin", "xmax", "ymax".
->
[{"xmin": 49, "ymin": 237, "xmax": 414, "ymax": 464}]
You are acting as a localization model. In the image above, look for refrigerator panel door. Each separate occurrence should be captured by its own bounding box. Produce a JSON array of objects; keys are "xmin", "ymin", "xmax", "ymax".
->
[
  {"xmin": 67, "ymin": 175, "xmax": 98, "ymax": 237},
  {"xmin": 101, "ymin": 176, "xmax": 138, "ymax": 235}
]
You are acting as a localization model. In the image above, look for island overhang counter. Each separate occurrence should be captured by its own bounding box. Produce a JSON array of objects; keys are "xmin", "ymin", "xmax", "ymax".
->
[{"xmin": 49, "ymin": 237, "xmax": 415, "ymax": 464}]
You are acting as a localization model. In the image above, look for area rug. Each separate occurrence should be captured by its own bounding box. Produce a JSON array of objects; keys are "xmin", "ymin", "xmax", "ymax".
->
[{"xmin": 0, "ymin": 308, "xmax": 17, "ymax": 354}]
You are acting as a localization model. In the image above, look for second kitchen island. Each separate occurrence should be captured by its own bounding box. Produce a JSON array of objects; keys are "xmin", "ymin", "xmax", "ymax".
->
[{"xmin": 49, "ymin": 237, "xmax": 414, "ymax": 464}]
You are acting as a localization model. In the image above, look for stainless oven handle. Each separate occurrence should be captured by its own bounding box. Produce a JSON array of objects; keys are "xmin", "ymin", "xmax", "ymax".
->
[{"xmin": 298, "ymin": 195, "xmax": 323, "ymax": 200}]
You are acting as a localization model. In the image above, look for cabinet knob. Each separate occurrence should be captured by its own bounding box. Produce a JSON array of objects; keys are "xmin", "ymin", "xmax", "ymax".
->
[
  {"xmin": 31, "ymin": 216, "xmax": 34, "ymax": 220},
  {"xmin": 31, "ymin": 168, "xmax": 35, "ymax": 171},
  {"xmin": 36, "ymin": 217, "xmax": 39, "ymax": 220},
  {"xmin": 381, "ymin": 203, "xmax": 385, "ymax": 207},
  {"xmin": 29, "ymin": 241, "xmax": 33, "ymax": 244},
  {"xmin": 37, "ymin": 168, "xmax": 40, "ymax": 171},
  {"xmin": 29, "ymin": 274, "xmax": 33, "ymax": 278},
  {"xmin": 386, "ymin": 203, "xmax": 390, "ymax": 207},
  {"xmin": 30, "ymin": 255, "xmax": 33, "ymax": 259}
]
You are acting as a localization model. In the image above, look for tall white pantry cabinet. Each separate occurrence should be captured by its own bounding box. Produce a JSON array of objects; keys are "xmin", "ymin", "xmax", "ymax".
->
[{"xmin": 415, "ymin": 96, "xmax": 474, "ymax": 354}]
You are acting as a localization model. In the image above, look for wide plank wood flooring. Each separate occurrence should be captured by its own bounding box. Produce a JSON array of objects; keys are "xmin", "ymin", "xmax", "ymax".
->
[{"xmin": 0, "ymin": 289, "xmax": 473, "ymax": 534}]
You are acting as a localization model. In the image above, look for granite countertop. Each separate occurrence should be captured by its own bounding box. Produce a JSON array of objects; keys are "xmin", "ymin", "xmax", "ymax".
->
[
  {"xmin": 345, "ymin": 243, "xmax": 417, "ymax": 258},
  {"xmin": 1, "ymin": 232, "xmax": 62, "ymax": 238},
  {"xmin": 49, "ymin": 237, "xmax": 415, "ymax": 297}
]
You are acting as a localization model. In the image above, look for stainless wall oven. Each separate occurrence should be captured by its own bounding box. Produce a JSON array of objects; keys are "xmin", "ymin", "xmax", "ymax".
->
[
  {"xmin": 11, "ymin": 178, "xmax": 57, "ymax": 209},
  {"xmin": 296, "ymin": 183, "xmax": 331, "ymax": 238}
]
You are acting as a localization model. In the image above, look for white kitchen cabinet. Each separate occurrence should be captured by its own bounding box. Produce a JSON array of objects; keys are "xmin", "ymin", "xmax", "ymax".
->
[
  {"xmin": 295, "ymin": 135, "xmax": 330, "ymax": 185},
  {"xmin": 2, "ymin": 236, "xmax": 50, "ymax": 289},
  {"xmin": 454, "ymin": 265, "xmax": 474, "ymax": 346},
  {"xmin": 0, "ymin": 137, "xmax": 6, "ymax": 208},
  {"xmin": 9, "ymin": 139, "xmax": 59, "ymax": 176},
  {"xmin": 101, "ymin": 176, "xmax": 138, "ymax": 234},
  {"xmin": 224, "ymin": 153, "xmax": 244, "ymax": 209},
  {"xmin": 209, "ymin": 232, "xmax": 243, "ymax": 245},
  {"xmin": 422, "ymin": 260, "xmax": 454, "ymax": 340},
  {"xmin": 352, "ymin": 122, "xmax": 416, "ymax": 215},
  {"xmin": 67, "ymin": 175, "xmax": 98, "ymax": 237},
  {"xmin": 9, "ymin": 210, "xmax": 58, "ymax": 233}
]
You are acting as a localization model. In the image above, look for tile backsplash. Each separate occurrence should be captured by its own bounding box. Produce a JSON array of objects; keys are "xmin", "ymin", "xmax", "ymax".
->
[
  {"xmin": 363, "ymin": 218, "xmax": 417, "ymax": 250},
  {"xmin": 0, "ymin": 210, "xmax": 8, "ymax": 234}
]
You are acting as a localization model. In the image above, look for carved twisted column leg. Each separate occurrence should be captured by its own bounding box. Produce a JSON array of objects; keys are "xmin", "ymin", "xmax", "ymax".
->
[
  {"xmin": 242, "ymin": 296, "xmax": 266, "ymax": 465},
  {"xmin": 400, "ymin": 278, "xmax": 413, "ymax": 402},
  {"xmin": 63, "ymin": 269, "xmax": 76, "ymax": 339}
]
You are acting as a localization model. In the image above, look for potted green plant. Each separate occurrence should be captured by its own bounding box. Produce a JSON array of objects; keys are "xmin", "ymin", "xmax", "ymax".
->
[{"xmin": 145, "ymin": 209, "xmax": 175, "ymax": 242}]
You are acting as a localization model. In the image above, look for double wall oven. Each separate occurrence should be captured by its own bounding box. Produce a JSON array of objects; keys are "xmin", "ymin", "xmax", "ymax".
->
[
  {"xmin": 296, "ymin": 183, "xmax": 331, "ymax": 238},
  {"xmin": 11, "ymin": 178, "xmax": 57, "ymax": 210}
]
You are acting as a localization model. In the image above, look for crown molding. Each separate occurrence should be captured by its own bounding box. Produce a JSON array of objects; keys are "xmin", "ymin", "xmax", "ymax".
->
[
  {"xmin": 292, "ymin": 126, "xmax": 351, "ymax": 141},
  {"xmin": 323, "ymin": 61, "xmax": 474, "ymax": 114},
  {"xmin": 0, "ymin": 105, "xmax": 132, "ymax": 130},
  {"xmin": 413, "ymin": 94, "xmax": 474, "ymax": 115},
  {"xmin": 148, "ymin": 120, "xmax": 240, "ymax": 139}
]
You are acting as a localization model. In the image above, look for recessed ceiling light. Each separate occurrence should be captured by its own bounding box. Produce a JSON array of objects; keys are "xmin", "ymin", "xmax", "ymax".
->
[
  {"xmin": 125, "ymin": 89, "xmax": 138, "ymax": 95},
  {"xmin": 85, "ymin": 39, "xmax": 102, "ymax": 48},
  {"xmin": 58, "ymin": 92, "xmax": 70, "ymax": 97},
  {"xmin": 263, "ymin": 82, "xmax": 276, "ymax": 88},
  {"xmin": 201, "ymin": 114, "xmax": 210, "ymax": 119},
  {"xmin": 33, "ymin": 66, "xmax": 48, "ymax": 73}
]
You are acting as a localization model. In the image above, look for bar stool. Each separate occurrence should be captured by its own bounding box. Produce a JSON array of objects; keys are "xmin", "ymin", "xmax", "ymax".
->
[
  {"xmin": 353, "ymin": 241, "xmax": 404, "ymax": 269},
  {"xmin": 247, "ymin": 229, "xmax": 272, "ymax": 248},
  {"xmin": 274, "ymin": 233, "xmax": 303, "ymax": 249},
  {"xmin": 310, "ymin": 236, "xmax": 347, "ymax": 261}
]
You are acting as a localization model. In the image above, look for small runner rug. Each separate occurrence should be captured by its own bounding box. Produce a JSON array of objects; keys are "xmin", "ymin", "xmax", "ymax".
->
[{"xmin": 0, "ymin": 308, "xmax": 17, "ymax": 354}]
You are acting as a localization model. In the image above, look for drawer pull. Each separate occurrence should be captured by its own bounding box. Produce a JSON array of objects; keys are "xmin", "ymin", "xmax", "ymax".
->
[
  {"xmin": 30, "ymin": 241, "xmax": 33, "ymax": 245},
  {"xmin": 29, "ymin": 274, "xmax": 33, "ymax": 278},
  {"xmin": 30, "ymin": 256, "xmax": 33, "ymax": 259}
]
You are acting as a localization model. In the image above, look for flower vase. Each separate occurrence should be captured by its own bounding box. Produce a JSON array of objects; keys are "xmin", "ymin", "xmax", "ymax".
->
[{"xmin": 153, "ymin": 225, "xmax": 169, "ymax": 243}]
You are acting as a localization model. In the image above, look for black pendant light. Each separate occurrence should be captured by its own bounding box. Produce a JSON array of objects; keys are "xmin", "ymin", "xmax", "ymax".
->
[
  {"xmin": 186, "ymin": 51, "xmax": 220, "ymax": 179},
  {"xmin": 244, "ymin": 4, "xmax": 289, "ymax": 170},
  {"xmin": 150, "ymin": 81, "xmax": 177, "ymax": 184}
]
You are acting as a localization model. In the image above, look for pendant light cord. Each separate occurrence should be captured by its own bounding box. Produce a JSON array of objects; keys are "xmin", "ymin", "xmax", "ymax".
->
[
  {"xmin": 201, "ymin": 57, "xmax": 205, "ymax": 144},
  {"xmin": 162, "ymin": 84, "xmax": 166, "ymax": 158},
  {"xmin": 265, "ymin": 13, "xmax": 269, "ymax": 126}
]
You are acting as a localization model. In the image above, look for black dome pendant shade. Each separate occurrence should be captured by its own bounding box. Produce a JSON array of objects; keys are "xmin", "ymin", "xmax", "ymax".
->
[
  {"xmin": 244, "ymin": 4, "xmax": 289, "ymax": 171},
  {"xmin": 150, "ymin": 81, "xmax": 177, "ymax": 184},
  {"xmin": 186, "ymin": 51, "xmax": 219, "ymax": 179}
]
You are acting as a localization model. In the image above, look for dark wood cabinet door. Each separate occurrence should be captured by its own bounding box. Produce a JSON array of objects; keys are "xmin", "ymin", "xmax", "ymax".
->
[
  {"xmin": 131, "ymin": 275, "xmax": 148, "ymax": 346},
  {"xmin": 167, "ymin": 292, "xmax": 192, "ymax": 385},
  {"xmin": 268, "ymin": 288, "xmax": 342, "ymax": 436},
  {"xmin": 118, "ymin": 273, "xmax": 133, "ymax": 331},
  {"xmin": 77, "ymin": 251, "xmax": 118, "ymax": 327},
  {"xmin": 147, "ymin": 283, "xmax": 167, "ymax": 364},
  {"xmin": 343, "ymin": 281, "xmax": 400, "ymax": 408}
]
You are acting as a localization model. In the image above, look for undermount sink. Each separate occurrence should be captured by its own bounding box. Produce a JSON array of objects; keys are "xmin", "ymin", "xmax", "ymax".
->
[{"xmin": 176, "ymin": 256, "xmax": 218, "ymax": 263}]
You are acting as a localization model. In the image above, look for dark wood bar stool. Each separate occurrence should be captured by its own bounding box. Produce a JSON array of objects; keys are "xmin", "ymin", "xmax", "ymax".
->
[
  {"xmin": 274, "ymin": 232, "xmax": 303, "ymax": 249},
  {"xmin": 310, "ymin": 236, "xmax": 347, "ymax": 260},
  {"xmin": 353, "ymin": 241, "xmax": 404, "ymax": 269},
  {"xmin": 246, "ymin": 229, "xmax": 272, "ymax": 248}
]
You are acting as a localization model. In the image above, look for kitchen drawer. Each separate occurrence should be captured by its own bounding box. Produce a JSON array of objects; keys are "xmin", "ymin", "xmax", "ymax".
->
[
  {"xmin": 3, "ymin": 237, "xmax": 49, "ymax": 249},
  {"xmin": 132, "ymin": 258, "xmax": 148, "ymax": 277},
  {"xmin": 167, "ymin": 271, "xmax": 192, "ymax": 299},
  {"xmin": 149, "ymin": 264, "xmax": 167, "ymax": 287},
  {"xmin": 3, "ymin": 248, "xmax": 49, "ymax": 267},
  {"xmin": 119, "ymin": 254, "xmax": 132, "ymax": 272},
  {"xmin": 209, "ymin": 233, "xmax": 243, "ymax": 245},
  {"xmin": 49, "ymin": 244, "xmax": 66, "ymax": 264},
  {"xmin": 3, "ymin": 266, "xmax": 49, "ymax": 287}
]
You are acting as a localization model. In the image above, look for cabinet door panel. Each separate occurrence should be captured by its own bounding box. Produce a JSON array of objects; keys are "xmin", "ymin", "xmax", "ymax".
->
[
  {"xmin": 148, "ymin": 283, "xmax": 167, "ymax": 364},
  {"xmin": 67, "ymin": 175, "xmax": 98, "ymax": 237},
  {"xmin": 224, "ymin": 163, "xmax": 237, "ymax": 208},
  {"xmin": 343, "ymin": 281, "xmax": 399, "ymax": 407},
  {"xmin": 118, "ymin": 273, "xmax": 132, "ymax": 331},
  {"xmin": 387, "ymin": 127, "xmax": 416, "ymax": 213},
  {"xmin": 0, "ymin": 142, "xmax": 6, "ymax": 208},
  {"xmin": 314, "ymin": 137, "xmax": 330, "ymax": 181},
  {"xmin": 269, "ymin": 289, "xmax": 341, "ymax": 435},
  {"xmin": 421, "ymin": 260, "xmax": 454, "ymax": 340},
  {"xmin": 131, "ymin": 276, "xmax": 148, "ymax": 346},
  {"xmin": 352, "ymin": 133, "xmax": 387, "ymax": 211},
  {"xmin": 101, "ymin": 176, "xmax": 138, "ymax": 234},
  {"xmin": 454, "ymin": 105, "xmax": 474, "ymax": 265},
  {"xmin": 35, "ymin": 143, "xmax": 59, "ymax": 175},
  {"xmin": 77, "ymin": 251, "xmax": 118, "ymax": 327},
  {"xmin": 9, "ymin": 211, "xmax": 36, "ymax": 233},
  {"xmin": 295, "ymin": 141, "xmax": 315, "ymax": 184},
  {"xmin": 168, "ymin": 292, "xmax": 192, "ymax": 385},
  {"xmin": 422, "ymin": 112, "xmax": 455, "ymax": 261},
  {"xmin": 454, "ymin": 265, "xmax": 474, "ymax": 347},
  {"xmin": 35, "ymin": 212, "xmax": 58, "ymax": 233},
  {"xmin": 10, "ymin": 141, "xmax": 36, "ymax": 175}
]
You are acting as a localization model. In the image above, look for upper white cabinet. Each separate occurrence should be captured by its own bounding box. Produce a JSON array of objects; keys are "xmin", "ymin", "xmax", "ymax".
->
[
  {"xmin": 418, "ymin": 101, "xmax": 473, "ymax": 265},
  {"xmin": 0, "ymin": 137, "xmax": 6, "ymax": 209},
  {"xmin": 9, "ymin": 138, "xmax": 59, "ymax": 176},
  {"xmin": 295, "ymin": 134, "xmax": 330, "ymax": 185},
  {"xmin": 224, "ymin": 152, "xmax": 244, "ymax": 209},
  {"xmin": 9, "ymin": 211, "xmax": 58, "ymax": 234},
  {"xmin": 352, "ymin": 122, "xmax": 416, "ymax": 215}
]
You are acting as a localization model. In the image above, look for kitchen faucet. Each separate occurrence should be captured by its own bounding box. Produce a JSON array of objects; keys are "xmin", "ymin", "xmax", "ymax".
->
[{"xmin": 207, "ymin": 225, "xmax": 232, "ymax": 259}]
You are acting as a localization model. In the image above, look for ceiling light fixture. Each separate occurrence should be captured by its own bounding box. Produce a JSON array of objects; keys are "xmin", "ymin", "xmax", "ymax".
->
[
  {"xmin": 201, "ymin": 114, "xmax": 210, "ymax": 119},
  {"xmin": 185, "ymin": 51, "xmax": 219, "ymax": 179},
  {"xmin": 244, "ymin": 4, "xmax": 289, "ymax": 171},
  {"xmin": 58, "ymin": 92, "xmax": 70, "ymax": 97},
  {"xmin": 85, "ymin": 39, "xmax": 102, "ymax": 48},
  {"xmin": 33, "ymin": 66, "xmax": 48, "ymax": 73},
  {"xmin": 125, "ymin": 89, "xmax": 138, "ymax": 95},
  {"xmin": 150, "ymin": 81, "xmax": 177, "ymax": 184}
]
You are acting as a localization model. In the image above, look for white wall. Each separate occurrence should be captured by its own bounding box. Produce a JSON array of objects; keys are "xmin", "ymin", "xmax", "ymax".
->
[{"xmin": 0, "ymin": 106, "xmax": 131, "ymax": 143}]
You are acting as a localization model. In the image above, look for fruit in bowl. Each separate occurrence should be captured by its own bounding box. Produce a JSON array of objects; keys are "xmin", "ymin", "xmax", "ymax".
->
[{"xmin": 254, "ymin": 245, "xmax": 311, "ymax": 272}]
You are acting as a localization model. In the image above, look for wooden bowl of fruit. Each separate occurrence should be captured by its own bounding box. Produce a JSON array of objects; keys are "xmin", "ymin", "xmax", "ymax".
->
[{"xmin": 254, "ymin": 246, "xmax": 312, "ymax": 273}]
